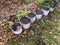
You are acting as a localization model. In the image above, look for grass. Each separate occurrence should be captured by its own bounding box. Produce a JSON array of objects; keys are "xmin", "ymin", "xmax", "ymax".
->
[
  {"xmin": 5, "ymin": 3, "xmax": 60, "ymax": 45},
  {"xmin": 8, "ymin": 8, "xmax": 60, "ymax": 45},
  {"xmin": 43, "ymin": 5, "xmax": 60, "ymax": 45}
]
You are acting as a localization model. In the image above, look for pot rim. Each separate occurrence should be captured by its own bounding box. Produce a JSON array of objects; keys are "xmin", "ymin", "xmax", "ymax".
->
[
  {"xmin": 28, "ymin": 13, "xmax": 36, "ymax": 18},
  {"xmin": 41, "ymin": 6, "xmax": 49, "ymax": 11},
  {"xmin": 20, "ymin": 16, "xmax": 31, "ymax": 24},
  {"xmin": 11, "ymin": 23, "xmax": 22, "ymax": 31}
]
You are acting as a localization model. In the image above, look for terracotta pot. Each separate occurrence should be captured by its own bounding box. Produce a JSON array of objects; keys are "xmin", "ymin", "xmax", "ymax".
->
[
  {"xmin": 26, "ymin": 13, "xmax": 36, "ymax": 23},
  {"xmin": 11, "ymin": 23, "xmax": 22, "ymax": 34},
  {"xmin": 20, "ymin": 16, "xmax": 31, "ymax": 29}
]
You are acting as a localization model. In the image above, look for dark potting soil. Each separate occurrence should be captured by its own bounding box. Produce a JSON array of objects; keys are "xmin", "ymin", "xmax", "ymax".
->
[
  {"xmin": 12, "ymin": 23, "xmax": 21, "ymax": 31},
  {"xmin": 20, "ymin": 17, "xmax": 31, "ymax": 24},
  {"xmin": 41, "ymin": 6, "xmax": 49, "ymax": 11},
  {"xmin": 36, "ymin": 9, "xmax": 43, "ymax": 15},
  {"xmin": 28, "ymin": 13, "xmax": 36, "ymax": 18}
]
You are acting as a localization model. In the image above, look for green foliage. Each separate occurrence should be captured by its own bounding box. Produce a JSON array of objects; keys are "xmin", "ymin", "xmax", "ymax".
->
[
  {"xmin": 4, "ymin": 21, "xmax": 14, "ymax": 27},
  {"xmin": 24, "ymin": 0, "xmax": 30, "ymax": 4},
  {"xmin": 8, "ymin": 21, "xmax": 14, "ymax": 26},
  {"xmin": 43, "ymin": 0, "xmax": 57, "ymax": 7},
  {"xmin": 16, "ymin": 9, "xmax": 28, "ymax": 20},
  {"xmin": 35, "ymin": 0, "xmax": 44, "ymax": 6},
  {"xmin": 36, "ymin": 0, "xmax": 57, "ymax": 7}
]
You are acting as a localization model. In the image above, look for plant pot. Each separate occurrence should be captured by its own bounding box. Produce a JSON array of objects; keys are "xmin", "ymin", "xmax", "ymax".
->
[
  {"xmin": 11, "ymin": 23, "xmax": 22, "ymax": 34},
  {"xmin": 49, "ymin": 7, "xmax": 55, "ymax": 12},
  {"xmin": 35, "ymin": 9, "xmax": 43, "ymax": 19},
  {"xmin": 26, "ymin": 13, "xmax": 36, "ymax": 23},
  {"xmin": 41, "ymin": 6, "xmax": 50, "ymax": 16},
  {"xmin": 20, "ymin": 16, "xmax": 31, "ymax": 29}
]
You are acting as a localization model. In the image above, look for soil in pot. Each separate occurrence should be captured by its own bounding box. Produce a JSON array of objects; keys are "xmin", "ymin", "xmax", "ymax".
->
[
  {"xmin": 20, "ymin": 16, "xmax": 31, "ymax": 24},
  {"xmin": 12, "ymin": 23, "xmax": 22, "ymax": 34},
  {"xmin": 28, "ymin": 13, "xmax": 36, "ymax": 18},
  {"xmin": 41, "ymin": 6, "xmax": 49, "ymax": 11},
  {"xmin": 36, "ymin": 10, "xmax": 43, "ymax": 15},
  {"xmin": 27, "ymin": 12, "xmax": 36, "ymax": 23},
  {"xmin": 20, "ymin": 16, "xmax": 31, "ymax": 29},
  {"xmin": 35, "ymin": 9, "xmax": 43, "ymax": 19}
]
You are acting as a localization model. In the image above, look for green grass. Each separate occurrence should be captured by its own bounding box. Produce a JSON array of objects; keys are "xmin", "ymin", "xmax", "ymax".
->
[{"xmin": 6, "ymin": 3, "xmax": 60, "ymax": 45}]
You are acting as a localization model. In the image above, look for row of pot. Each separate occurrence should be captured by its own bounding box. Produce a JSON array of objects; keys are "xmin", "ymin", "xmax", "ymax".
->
[{"xmin": 11, "ymin": 6, "xmax": 55, "ymax": 34}]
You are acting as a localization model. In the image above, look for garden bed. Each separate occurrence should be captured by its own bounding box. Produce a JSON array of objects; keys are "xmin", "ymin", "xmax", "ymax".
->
[{"xmin": 0, "ymin": 0, "xmax": 60, "ymax": 45}]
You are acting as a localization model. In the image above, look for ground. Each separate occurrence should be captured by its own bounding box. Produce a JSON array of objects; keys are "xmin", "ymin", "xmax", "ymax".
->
[{"xmin": 0, "ymin": 1, "xmax": 60, "ymax": 45}]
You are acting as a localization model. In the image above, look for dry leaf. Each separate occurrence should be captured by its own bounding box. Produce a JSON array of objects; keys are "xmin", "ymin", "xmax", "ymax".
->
[{"xmin": 0, "ymin": 42, "xmax": 5, "ymax": 45}]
